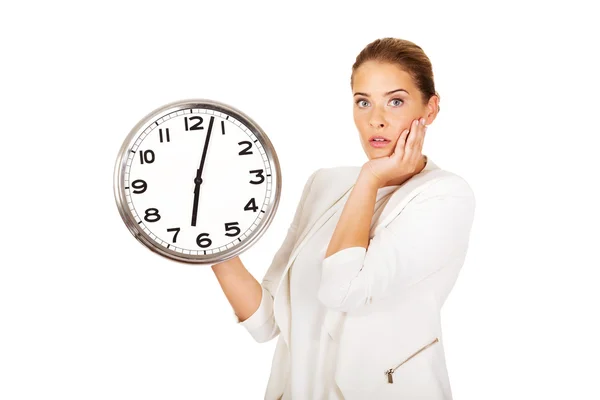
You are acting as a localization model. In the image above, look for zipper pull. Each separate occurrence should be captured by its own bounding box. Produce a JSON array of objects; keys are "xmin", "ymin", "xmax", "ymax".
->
[{"xmin": 386, "ymin": 369, "xmax": 394, "ymax": 383}]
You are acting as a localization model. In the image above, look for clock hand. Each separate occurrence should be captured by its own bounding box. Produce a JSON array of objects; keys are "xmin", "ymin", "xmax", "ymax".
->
[
  {"xmin": 191, "ymin": 116, "xmax": 215, "ymax": 227},
  {"xmin": 191, "ymin": 172, "xmax": 202, "ymax": 227}
]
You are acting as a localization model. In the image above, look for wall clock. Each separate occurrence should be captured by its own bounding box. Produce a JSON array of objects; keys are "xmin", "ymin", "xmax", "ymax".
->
[{"xmin": 113, "ymin": 99, "xmax": 282, "ymax": 265}]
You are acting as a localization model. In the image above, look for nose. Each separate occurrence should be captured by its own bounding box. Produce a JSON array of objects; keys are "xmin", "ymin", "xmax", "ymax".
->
[{"xmin": 369, "ymin": 107, "xmax": 386, "ymax": 129}]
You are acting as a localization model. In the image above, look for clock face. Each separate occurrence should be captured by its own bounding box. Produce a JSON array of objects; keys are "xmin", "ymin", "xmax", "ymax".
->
[{"xmin": 115, "ymin": 101, "xmax": 280, "ymax": 263}]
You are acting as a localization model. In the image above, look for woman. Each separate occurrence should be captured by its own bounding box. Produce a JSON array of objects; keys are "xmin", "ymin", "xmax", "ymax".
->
[{"xmin": 212, "ymin": 37, "xmax": 476, "ymax": 400}]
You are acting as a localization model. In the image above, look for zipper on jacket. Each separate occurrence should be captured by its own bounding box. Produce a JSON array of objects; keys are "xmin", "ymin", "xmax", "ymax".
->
[{"xmin": 385, "ymin": 337, "xmax": 439, "ymax": 384}]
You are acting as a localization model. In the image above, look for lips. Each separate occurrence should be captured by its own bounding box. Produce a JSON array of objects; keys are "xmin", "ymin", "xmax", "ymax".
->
[
  {"xmin": 369, "ymin": 136, "xmax": 391, "ymax": 148},
  {"xmin": 369, "ymin": 136, "xmax": 390, "ymax": 143}
]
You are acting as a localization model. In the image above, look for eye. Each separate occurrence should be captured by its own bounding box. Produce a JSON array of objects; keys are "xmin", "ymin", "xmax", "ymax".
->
[
  {"xmin": 390, "ymin": 98, "xmax": 403, "ymax": 106},
  {"xmin": 355, "ymin": 99, "xmax": 369, "ymax": 108}
]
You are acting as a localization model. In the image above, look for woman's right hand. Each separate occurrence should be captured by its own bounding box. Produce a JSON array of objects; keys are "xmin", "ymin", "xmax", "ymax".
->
[{"xmin": 362, "ymin": 117, "xmax": 427, "ymax": 188}]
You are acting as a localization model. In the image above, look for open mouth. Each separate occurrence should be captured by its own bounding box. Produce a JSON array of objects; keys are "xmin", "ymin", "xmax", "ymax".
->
[{"xmin": 369, "ymin": 138, "xmax": 390, "ymax": 147}]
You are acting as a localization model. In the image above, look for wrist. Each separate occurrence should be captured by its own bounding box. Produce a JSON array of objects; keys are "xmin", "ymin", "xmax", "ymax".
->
[{"xmin": 358, "ymin": 166, "xmax": 384, "ymax": 190}]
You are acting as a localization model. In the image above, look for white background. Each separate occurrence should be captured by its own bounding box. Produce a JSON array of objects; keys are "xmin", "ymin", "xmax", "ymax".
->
[{"xmin": 1, "ymin": 1, "xmax": 598, "ymax": 399}]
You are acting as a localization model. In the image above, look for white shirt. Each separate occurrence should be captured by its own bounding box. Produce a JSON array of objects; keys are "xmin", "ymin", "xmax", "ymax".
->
[{"xmin": 243, "ymin": 183, "xmax": 401, "ymax": 400}]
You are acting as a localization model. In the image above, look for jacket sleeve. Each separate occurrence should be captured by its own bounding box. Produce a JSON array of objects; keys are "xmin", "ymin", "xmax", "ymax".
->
[
  {"xmin": 235, "ymin": 168, "xmax": 321, "ymax": 343},
  {"xmin": 317, "ymin": 175, "xmax": 476, "ymax": 313}
]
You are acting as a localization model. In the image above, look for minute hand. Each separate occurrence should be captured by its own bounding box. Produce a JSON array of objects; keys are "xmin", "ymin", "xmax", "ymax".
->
[{"xmin": 191, "ymin": 116, "xmax": 214, "ymax": 227}]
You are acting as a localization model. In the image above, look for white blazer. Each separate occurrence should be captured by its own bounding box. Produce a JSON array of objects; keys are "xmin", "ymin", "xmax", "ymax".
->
[{"xmin": 239, "ymin": 156, "xmax": 476, "ymax": 399}]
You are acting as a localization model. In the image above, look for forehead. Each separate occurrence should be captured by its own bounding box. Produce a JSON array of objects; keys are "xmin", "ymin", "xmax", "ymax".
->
[{"xmin": 353, "ymin": 61, "xmax": 416, "ymax": 93}]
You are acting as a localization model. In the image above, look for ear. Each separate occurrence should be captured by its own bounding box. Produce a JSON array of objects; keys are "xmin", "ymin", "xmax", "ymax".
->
[{"xmin": 425, "ymin": 95, "xmax": 440, "ymax": 123}]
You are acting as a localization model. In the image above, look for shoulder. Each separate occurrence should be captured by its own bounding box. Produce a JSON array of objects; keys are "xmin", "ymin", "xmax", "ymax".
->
[
  {"xmin": 409, "ymin": 171, "xmax": 476, "ymax": 213},
  {"xmin": 303, "ymin": 166, "xmax": 362, "ymax": 204},
  {"xmin": 297, "ymin": 165, "xmax": 361, "ymax": 214},
  {"xmin": 429, "ymin": 171, "xmax": 474, "ymax": 197},
  {"xmin": 311, "ymin": 165, "xmax": 362, "ymax": 190}
]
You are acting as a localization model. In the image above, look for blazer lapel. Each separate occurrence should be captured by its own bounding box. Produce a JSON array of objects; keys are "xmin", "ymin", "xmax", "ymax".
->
[
  {"xmin": 275, "ymin": 166, "xmax": 363, "ymax": 293},
  {"xmin": 272, "ymin": 167, "xmax": 360, "ymax": 348},
  {"xmin": 369, "ymin": 158, "xmax": 445, "ymax": 238}
]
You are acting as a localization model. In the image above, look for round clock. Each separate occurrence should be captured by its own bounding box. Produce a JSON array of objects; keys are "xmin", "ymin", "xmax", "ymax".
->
[{"xmin": 113, "ymin": 99, "xmax": 282, "ymax": 265}]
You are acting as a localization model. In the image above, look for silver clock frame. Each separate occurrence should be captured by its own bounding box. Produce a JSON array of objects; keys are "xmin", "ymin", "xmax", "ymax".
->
[{"xmin": 113, "ymin": 98, "xmax": 282, "ymax": 265}]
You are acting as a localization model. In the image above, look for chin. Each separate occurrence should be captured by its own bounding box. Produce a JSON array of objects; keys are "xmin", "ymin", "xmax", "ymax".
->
[{"xmin": 371, "ymin": 148, "xmax": 392, "ymax": 158}]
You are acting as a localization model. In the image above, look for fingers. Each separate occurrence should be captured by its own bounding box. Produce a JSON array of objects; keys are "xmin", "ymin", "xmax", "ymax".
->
[
  {"xmin": 417, "ymin": 117, "xmax": 427, "ymax": 149},
  {"xmin": 394, "ymin": 128, "xmax": 410, "ymax": 157},
  {"xmin": 395, "ymin": 118, "xmax": 426, "ymax": 161},
  {"xmin": 406, "ymin": 118, "xmax": 422, "ymax": 146},
  {"xmin": 406, "ymin": 117, "xmax": 426, "ymax": 154},
  {"xmin": 421, "ymin": 119, "xmax": 427, "ymax": 155}
]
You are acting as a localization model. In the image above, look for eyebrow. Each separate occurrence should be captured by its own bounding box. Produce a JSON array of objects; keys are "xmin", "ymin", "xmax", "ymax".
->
[{"xmin": 353, "ymin": 88, "xmax": 410, "ymax": 97}]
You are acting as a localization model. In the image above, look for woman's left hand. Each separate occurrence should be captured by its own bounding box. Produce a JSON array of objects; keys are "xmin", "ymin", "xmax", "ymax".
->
[{"xmin": 363, "ymin": 117, "xmax": 427, "ymax": 188}]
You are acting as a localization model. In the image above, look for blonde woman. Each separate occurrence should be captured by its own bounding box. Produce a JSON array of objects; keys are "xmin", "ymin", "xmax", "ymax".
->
[{"xmin": 212, "ymin": 38, "xmax": 476, "ymax": 400}]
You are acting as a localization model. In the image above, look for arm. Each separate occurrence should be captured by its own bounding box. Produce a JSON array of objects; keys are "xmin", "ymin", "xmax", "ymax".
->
[
  {"xmin": 325, "ymin": 166, "xmax": 401, "ymax": 258},
  {"xmin": 212, "ymin": 168, "xmax": 320, "ymax": 343},
  {"xmin": 211, "ymin": 256, "xmax": 273, "ymax": 341},
  {"xmin": 317, "ymin": 174, "xmax": 476, "ymax": 312}
]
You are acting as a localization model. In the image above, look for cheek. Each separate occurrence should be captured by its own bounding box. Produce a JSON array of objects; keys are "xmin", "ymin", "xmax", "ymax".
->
[
  {"xmin": 354, "ymin": 114, "xmax": 372, "ymax": 133},
  {"xmin": 353, "ymin": 115, "xmax": 367, "ymax": 136},
  {"xmin": 390, "ymin": 113, "xmax": 409, "ymax": 125},
  {"xmin": 390, "ymin": 117, "xmax": 415, "ymax": 136}
]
